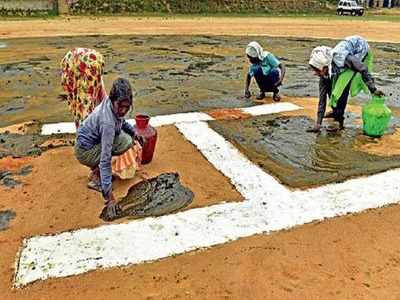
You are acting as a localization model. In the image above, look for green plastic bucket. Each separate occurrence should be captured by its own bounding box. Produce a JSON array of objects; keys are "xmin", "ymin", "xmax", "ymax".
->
[{"xmin": 362, "ymin": 95, "xmax": 392, "ymax": 137}]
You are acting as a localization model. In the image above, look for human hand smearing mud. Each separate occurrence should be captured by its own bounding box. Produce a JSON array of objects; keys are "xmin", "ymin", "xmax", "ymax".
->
[{"xmin": 104, "ymin": 193, "xmax": 122, "ymax": 220}]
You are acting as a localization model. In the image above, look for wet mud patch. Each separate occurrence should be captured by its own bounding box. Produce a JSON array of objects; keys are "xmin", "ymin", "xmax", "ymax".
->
[
  {"xmin": 0, "ymin": 210, "xmax": 16, "ymax": 231},
  {"xmin": 376, "ymin": 45, "xmax": 400, "ymax": 53},
  {"xmin": 0, "ymin": 165, "xmax": 32, "ymax": 188},
  {"xmin": 0, "ymin": 132, "xmax": 74, "ymax": 159},
  {"xmin": 0, "ymin": 133, "xmax": 43, "ymax": 158},
  {"xmin": 378, "ymin": 76, "xmax": 400, "ymax": 106},
  {"xmin": 101, "ymin": 173, "xmax": 194, "ymax": 222},
  {"xmin": 344, "ymin": 111, "xmax": 400, "ymax": 133},
  {"xmin": 0, "ymin": 97, "xmax": 25, "ymax": 115},
  {"xmin": 0, "ymin": 35, "xmax": 399, "ymax": 127},
  {"xmin": 0, "ymin": 170, "xmax": 20, "ymax": 187},
  {"xmin": 185, "ymin": 60, "xmax": 218, "ymax": 73},
  {"xmin": 209, "ymin": 115, "xmax": 400, "ymax": 188},
  {"xmin": 195, "ymin": 36, "xmax": 225, "ymax": 46}
]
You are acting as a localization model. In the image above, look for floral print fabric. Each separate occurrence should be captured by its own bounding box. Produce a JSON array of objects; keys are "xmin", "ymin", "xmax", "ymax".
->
[{"xmin": 61, "ymin": 48, "xmax": 106, "ymax": 127}]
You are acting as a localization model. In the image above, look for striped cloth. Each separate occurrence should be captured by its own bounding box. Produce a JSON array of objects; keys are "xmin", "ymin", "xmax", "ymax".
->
[{"xmin": 112, "ymin": 141, "xmax": 142, "ymax": 180}]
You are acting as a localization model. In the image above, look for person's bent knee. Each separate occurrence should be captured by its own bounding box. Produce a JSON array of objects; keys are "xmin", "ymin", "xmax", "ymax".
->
[
  {"xmin": 112, "ymin": 132, "xmax": 133, "ymax": 156},
  {"xmin": 74, "ymin": 144, "xmax": 100, "ymax": 169}
]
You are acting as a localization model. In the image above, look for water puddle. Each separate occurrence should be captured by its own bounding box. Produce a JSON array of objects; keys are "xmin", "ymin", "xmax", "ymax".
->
[
  {"xmin": 209, "ymin": 115, "xmax": 400, "ymax": 189},
  {"xmin": 100, "ymin": 173, "xmax": 194, "ymax": 222}
]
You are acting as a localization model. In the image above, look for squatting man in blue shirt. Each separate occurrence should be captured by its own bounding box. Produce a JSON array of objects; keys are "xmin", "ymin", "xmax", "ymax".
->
[
  {"xmin": 74, "ymin": 78, "xmax": 143, "ymax": 219},
  {"xmin": 244, "ymin": 41, "xmax": 286, "ymax": 102}
]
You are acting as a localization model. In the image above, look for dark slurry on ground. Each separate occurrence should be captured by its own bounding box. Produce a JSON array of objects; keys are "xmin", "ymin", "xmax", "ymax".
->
[
  {"xmin": 100, "ymin": 173, "xmax": 194, "ymax": 221},
  {"xmin": 209, "ymin": 115, "xmax": 400, "ymax": 189},
  {"xmin": 0, "ymin": 210, "xmax": 16, "ymax": 231},
  {"xmin": 0, "ymin": 165, "xmax": 32, "ymax": 188},
  {"xmin": 0, "ymin": 132, "xmax": 75, "ymax": 159},
  {"xmin": 0, "ymin": 35, "xmax": 399, "ymax": 127}
]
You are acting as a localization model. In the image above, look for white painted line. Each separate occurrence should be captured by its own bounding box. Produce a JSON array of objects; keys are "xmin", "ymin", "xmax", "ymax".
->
[
  {"xmin": 14, "ymin": 201, "xmax": 269, "ymax": 287},
  {"xmin": 40, "ymin": 102, "xmax": 301, "ymax": 135},
  {"xmin": 40, "ymin": 113, "xmax": 213, "ymax": 136},
  {"xmin": 140, "ymin": 112, "xmax": 213, "ymax": 128},
  {"xmin": 41, "ymin": 122, "xmax": 77, "ymax": 135},
  {"xmin": 15, "ymin": 121, "xmax": 400, "ymax": 287},
  {"xmin": 241, "ymin": 102, "xmax": 300, "ymax": 116},
  {"xmin": 177, "ymin": 122, "xmax": 290, "ymax": 200}
]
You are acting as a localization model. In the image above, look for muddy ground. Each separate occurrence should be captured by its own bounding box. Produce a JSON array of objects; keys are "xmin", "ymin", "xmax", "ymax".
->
[
  {"xmin": 209, "ymin": 114, "xmax": 400, "ymax": 188},
  {"xmin": 0, "ymin": 35, "xmax": 399, "ymax": 128},
  {"xmin": 1, "ymin": 17, "xmax": 400, "ymax": 300}
]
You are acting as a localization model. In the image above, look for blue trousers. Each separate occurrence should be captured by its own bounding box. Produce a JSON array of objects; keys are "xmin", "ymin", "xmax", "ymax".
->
[{"xmin": 252, "ymin": 66, "xmax": 281, "ymax": 93}]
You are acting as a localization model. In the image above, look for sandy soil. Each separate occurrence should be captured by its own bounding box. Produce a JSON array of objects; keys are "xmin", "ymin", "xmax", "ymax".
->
[
  {"xmin": 0, "ymin": 125, "xmax": 242, "ymax": 299},
  {"xmin": 4, "ymin": 176, "xmax": 400, "ymax": 299},
  {"xmin": 1, "ymin": 98, "xmax": 400, "ymax": 300},
  {"xmin": 0, "ymin": 17, "xmax": 400, "ymax": 43}
]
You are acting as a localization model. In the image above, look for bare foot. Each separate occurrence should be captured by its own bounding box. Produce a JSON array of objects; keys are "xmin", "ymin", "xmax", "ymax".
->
[{"xmin": 256, "ymin": 92, "xmax": 265, "ymax": 100}]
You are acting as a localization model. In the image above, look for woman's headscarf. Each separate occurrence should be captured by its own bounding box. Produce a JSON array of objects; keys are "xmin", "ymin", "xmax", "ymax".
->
[
  {"xmin": 332, "ymin": 35, "xmax": 369, "ymax": 68},
  {"xmin": 246, "ymin": 41, "xmax": 269, "ymax": 61},
  {"xmin": 309, "ymin": 46, "xmax": 333, "ymax": 71}
]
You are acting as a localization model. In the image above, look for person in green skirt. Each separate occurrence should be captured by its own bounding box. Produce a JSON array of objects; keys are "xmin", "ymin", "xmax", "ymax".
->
[{"xmin": 307, "ymin": 35, "xmax": 384, "ymax": 133}]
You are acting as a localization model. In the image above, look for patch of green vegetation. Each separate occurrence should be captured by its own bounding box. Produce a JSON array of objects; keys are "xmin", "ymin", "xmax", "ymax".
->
[
  {"xmin": 62, "ymin": 11, "xmax": 400, "ymax": 23},
  {"xmin": 0, "ymin": 8, "xmax": 58, "ymax": 19},
  {"xmin": 67, "ymin": 0, "xmax": 326, "ymax": 15}
]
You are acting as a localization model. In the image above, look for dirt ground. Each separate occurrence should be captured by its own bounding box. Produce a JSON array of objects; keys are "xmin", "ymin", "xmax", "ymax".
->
[
  {"xmin": 0, "ymin": 16, "xmax": 400, "ymax": 43},
  {"xmin": 7, "ymin": 204, "xmax": 400, "ymax": 300},
  {"xmin": 0, "ymin": 125, "xmax": 242, "ymax": 299},
  {"xmin": 1, "ymin": 98, "xmax": 400, "ymax": 300},
  {"xmin": 1, "ymin": 17, "xmax": 400, "ymax": 299}
]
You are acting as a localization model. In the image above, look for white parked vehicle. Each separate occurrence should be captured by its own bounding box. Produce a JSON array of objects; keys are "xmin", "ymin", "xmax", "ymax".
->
[{"xmin": 337, "ymin": 0, "xmax": 365, "ymax": 16}]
